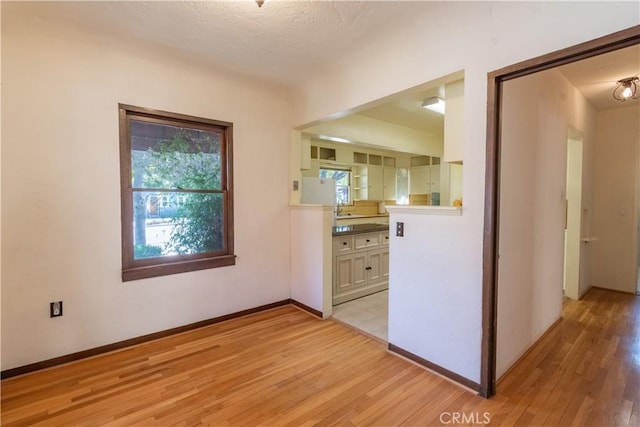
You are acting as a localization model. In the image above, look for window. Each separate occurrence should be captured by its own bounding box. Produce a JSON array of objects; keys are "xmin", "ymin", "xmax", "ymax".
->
[
  {"xmin": 396, "ymin": 168, "xmax": 409, "ymax": 205},
  {"xmin": 320, "ymin": 168, "xmax": 351, "ymax": 204},
  {"xmin": 119, "ymin": 104, "xmax": 234, "ymax": 281}
]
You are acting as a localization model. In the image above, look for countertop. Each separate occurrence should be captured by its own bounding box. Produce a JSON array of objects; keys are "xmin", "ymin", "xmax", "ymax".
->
[
  {"xmin": 332, "ymin": 223, "xmax": 389, "ymax": 236},
  {"xmin": 335, "ymin": 213, "xmax": 389, "ymax": 219}
]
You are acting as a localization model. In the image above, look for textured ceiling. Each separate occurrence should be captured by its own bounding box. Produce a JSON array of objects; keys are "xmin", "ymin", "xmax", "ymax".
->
[
  {"xmin": 7, "ymin": 1, "xmax": 638, "ymax": 133},
  {"xmin": 10, "ymin": 0, "xmax": 431, "ymax": 87}
]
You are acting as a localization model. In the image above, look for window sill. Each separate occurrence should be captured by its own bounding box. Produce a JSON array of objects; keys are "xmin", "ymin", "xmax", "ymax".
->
[{"xmin": 122, "ymin": 254, "xmax": 236, "ymax": 281}]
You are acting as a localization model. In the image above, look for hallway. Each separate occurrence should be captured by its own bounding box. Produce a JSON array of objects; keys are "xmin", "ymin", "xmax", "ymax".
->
[{"xmin": 489, "ymin": 287, "xmax": 640, "ymax": 425}]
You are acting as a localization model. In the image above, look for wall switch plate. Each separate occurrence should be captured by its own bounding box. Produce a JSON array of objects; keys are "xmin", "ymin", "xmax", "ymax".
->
[
  {"xmin": 396, "ymin": 221, "xmax": 404, "ymax": 237},
  {"xmin": 50, "ymin": 301, "xmax": 63, "ymax": 318}
]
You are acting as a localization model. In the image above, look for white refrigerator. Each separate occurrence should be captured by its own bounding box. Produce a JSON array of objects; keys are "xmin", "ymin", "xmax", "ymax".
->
[{"xmin": 300, "ymin": 177, "xmax": 336, "ymax": 205}]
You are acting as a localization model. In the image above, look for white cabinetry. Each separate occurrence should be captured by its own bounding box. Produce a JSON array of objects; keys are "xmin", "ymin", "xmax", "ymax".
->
[
  {"xmin": 383, "ymin": 166, "xmax": 396, "ymax": 201},
  {"xmin": 430, "ymin": 164, "xmax": 441, "ymax": 193},
  {"xmin": 410, "ymin": 164, "xmax": 430, "ymax": 194},
  {"xmin": 409, "ymin": 156, "xmax": 441, "ymax": 205},
  {"xmin": 367, "ymin": 165, "xmax": 383, "ymax": 201},
  {"xmin": 332, "ymin": 230, "xmax": 389, "ymax": 305},
  {"xmin": 352, "ymin": 165, "xmax": 368, "ymax": 201}
]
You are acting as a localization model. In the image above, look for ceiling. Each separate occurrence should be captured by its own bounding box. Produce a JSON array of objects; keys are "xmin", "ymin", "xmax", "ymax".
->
[
  {"xmin": 8, "ymin": 0, "xmax": 431, "ymax": 87},
  {"xmin": 10, "ymin": 1, "xmax": 638, "ymax": 133},
  {"xmin": 349, "ymin": 44, "xmax": 640, "ymax": 137},
  {"xmin": 558, "ymin": 44, "xmax": 640, "ymax": 111},
  {"xmin": 356, "ymin": 94, "xmax": 444, "ymax": 134}
]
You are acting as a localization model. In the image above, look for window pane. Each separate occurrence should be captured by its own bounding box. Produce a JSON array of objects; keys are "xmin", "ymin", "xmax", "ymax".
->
[
  {"xmin": 132, "ymin": 191, "xmax": 224, "ymax": 259},
  {"xmin": 319, "ymin": 168, "xmax": 351, "ymax": 204},
  {"xmin": 336, "ymin": 186, "xmax": 349, "ymax": 204},
  {"xmin": 130, "ymin": 120, "xmax": 222, "ymax": 190},
  {"xmin": 396, "ymin": 168, "xmax": 409, "ymax": 205},
  {"xmin": 319, "ymin": 169, "xmax": 350, "ymax": 186}
]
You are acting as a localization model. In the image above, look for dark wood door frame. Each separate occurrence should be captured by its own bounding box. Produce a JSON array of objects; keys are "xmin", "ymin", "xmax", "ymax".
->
[{"xmin": 480, "ymin": 24, "xmax": 640, "ymax": 398}]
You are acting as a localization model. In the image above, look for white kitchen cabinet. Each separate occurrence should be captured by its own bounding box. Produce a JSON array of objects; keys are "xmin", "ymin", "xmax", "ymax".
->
[
  {"xmin": 335, "ymin": 253, "xmax": 367, "ymax": 294},
  {"xmin": 332, "ymin": 230, "xmax": 389, "ymax": 305},
  {"xmin": 352, "ymin": 165, "xmax": 368, "ymax": 200},
  {"xmin": 383, "ymin": 166, "xmax": 396, "ymax": 200},
  {"xmin": 430, "ymin": 164, "xmax": 441, "ymax": 193},
  {"xmin": 410, "ymin": 164, "xmax": 430, "ymax": 194},
  {"xmin": 409, "ymin": 156, "xmax": 441, "ymax": 204},
  {"xmin": 301, "ymin": 145, "xmax": 319, "ymax": 178},
  {"xmin": 367, "ymin": 165, "xmax": 383, "ymax": 201}
]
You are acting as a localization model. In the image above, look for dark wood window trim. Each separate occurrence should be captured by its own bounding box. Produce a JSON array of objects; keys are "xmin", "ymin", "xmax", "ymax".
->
[
  {"xmin": 119, "ymin": 104, "xmax": 235, "ymax": 281},
  {"xmin": 481, "ymin": 25, "xmax": 640, "ymax": 398}
]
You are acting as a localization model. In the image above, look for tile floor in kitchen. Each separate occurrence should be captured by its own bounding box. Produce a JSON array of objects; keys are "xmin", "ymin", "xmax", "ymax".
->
[{"xmin": 331, "ymin": 290, "xmax": 388, "ymax": 341}]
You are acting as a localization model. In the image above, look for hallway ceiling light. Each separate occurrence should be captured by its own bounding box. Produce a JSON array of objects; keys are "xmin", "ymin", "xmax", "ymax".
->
[
  {"xmin": 613, "ymin": 76, "xmax": 639, "ymax": 101},
  {"xmin": 421, "ymin": 96, "xmax": 445, "ymax": 114},
  {"xmin": 256, "ymin": 0, "xmax": 268, "ymax": 7}
]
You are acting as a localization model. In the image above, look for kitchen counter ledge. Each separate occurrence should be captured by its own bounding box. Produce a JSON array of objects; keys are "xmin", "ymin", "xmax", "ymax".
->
[{"xmin": 332, "ymin": 223, "xmax": 389, "ymax": 236}]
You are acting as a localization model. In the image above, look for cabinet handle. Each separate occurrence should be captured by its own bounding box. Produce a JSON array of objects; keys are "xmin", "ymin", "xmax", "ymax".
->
[
  {"xmin": 366, "ymin": 239, "xmax": 370, "ymax": 242},
  {"xmin": 343, "ymin": 242, "xmax": 347, "ymax": 245},
  {"xmin": 385, "ymin": 236, "xmax": 389, "ymax": 240},
  {"xmin": 365, "ymin": 266, "xmax": 372, "ymax": 270}
]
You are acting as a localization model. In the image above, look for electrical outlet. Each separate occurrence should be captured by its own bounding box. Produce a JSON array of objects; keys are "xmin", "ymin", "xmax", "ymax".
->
[
  {"xmin": 396, "ymin": 221, "xmax": 404, "ymax": 237},
  {"xmin": 50, "ymin": 301, "xmax": 63, "ymax": 318}
]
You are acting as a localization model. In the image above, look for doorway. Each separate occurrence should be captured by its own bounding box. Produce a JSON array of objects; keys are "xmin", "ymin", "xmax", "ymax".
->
[{"xmin": 482, "ymin": 25, "xmax": 640, "ymax": 398}]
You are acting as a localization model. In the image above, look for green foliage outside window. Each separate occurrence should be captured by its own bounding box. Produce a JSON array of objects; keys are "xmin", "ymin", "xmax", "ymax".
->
[{"xmin": 131, "ymin": 128, "xmax": 223, "ymax": 258}]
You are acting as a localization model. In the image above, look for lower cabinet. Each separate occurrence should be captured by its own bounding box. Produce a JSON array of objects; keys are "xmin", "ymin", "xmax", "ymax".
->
[{"xmin": 332, "ymin": 231, "xmax": 389, "ymax": 305}]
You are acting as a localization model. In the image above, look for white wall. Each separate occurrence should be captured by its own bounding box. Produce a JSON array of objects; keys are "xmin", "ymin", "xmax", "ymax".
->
[
  {"xmin": 291, "ymin": 1, "xmax": 636, "ymax": 385},
  {"xmin": 591, "ymin": 106, "xmax": 640, "ymax": 293},
  {"xmin": 289, "ymin": 206, "xmax": 333, "ymax": 318},
  {"xmin": 497, "ymin": 69, "xmax": 596, "ymax": 378},
  {"xmin": 443, "ymin": 79, "xmax": 464, "ymax": 163},
  {"xmin": 1, "ymin": 8, "xmax": 293, "ymax": 369},
  {"xmin": 387, "ymin": 207, "xmax": 476, "ymax": 382}
]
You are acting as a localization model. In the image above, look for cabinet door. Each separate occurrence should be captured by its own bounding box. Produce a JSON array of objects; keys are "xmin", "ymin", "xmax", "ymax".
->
[
  {"xmin": 368, "ymin": 165, "xmax": 383, "ymax": 201},
  {"xmin": 367, "ymin": 251, "xmax": 384, "ymax": 283},
  {"xmin": 335, "ymin": 255, "xmax": 355, "ymax": 295},
  {"xmin": 352, "ymin": 253, "xmax": 368, "ymax": 288},
  {"xmin": 301, "ymin": 159, "xmax": 319, "ymax": 178},
  {"xmin": 430, "ymin": 164, "xmax": 441, "ymax": 193},
  {"xmin": 410, "ymin": 165, "xmax": 430, "ymax": 194},
  {"xmin": 383, "ymin": 166, "xmax": 396, "ymax": 201}
]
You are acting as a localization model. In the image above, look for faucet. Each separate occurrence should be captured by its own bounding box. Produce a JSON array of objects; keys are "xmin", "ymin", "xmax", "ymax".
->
[{"xmin": 336, "ymin": 202, "xmax": 344, "ymax": 217}]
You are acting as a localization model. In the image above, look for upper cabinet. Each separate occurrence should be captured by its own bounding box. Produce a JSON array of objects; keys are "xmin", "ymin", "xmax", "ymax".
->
[
  {"xmin": 351, "ymin": 152, "xmax": 392, "ymax": 201},
  {"xmin": 409, "ymin": 155, "xmax": 442, "ymax": 205}
]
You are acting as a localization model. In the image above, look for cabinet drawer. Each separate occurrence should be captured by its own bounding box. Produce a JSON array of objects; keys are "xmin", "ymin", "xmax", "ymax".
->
[
  {"xmin": 354, "ymin": 233, "xmax": 380, "ymax": 250},
  {"xmin": 333, "ymin": 236, "xmax": 353, "ymax": 253}
]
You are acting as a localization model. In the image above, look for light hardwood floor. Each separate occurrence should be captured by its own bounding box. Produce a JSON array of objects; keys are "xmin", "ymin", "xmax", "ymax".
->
[{"xmin": 2, "ymin": 288, "xmax": 638, "ymax": 426}]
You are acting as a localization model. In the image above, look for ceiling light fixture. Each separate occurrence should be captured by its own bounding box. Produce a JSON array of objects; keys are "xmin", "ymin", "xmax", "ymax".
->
[
  {"xmin": 422, "ymin": 97, "xmax": 445, "ymax": 114},
  {"xmin": 256, "ymin": 0, "xmax": 266, "ymax": 7},
  {"xmin": 613, "ymin": 76, "xmax": 639, "ymax": 101}
]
